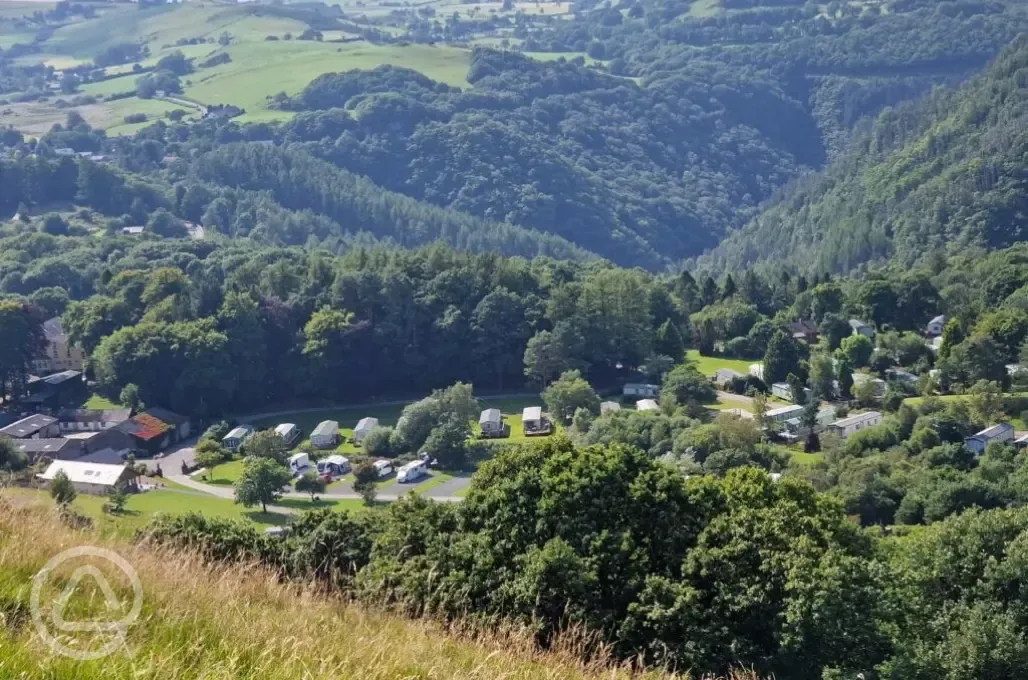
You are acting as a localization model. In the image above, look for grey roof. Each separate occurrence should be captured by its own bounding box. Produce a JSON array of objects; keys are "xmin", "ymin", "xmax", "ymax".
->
[
  {"xmin": 42, "ymin": 317, "xmax": 66, "ymax": 342},
  {"xmin": 849, "ymin": 319, "xmax": 871, "ymax": 330},
  {"xmin": 766, "ymin": 404, "xmax": 805, "ymax": 418},
  {"xmin": 58, "ymin": 409, "xmax": 132, "ymax": 424},
  {"xmin": 522, "ymin": 406, "xmax": 542, "ymax": 421},
  {"xmin": 832, "ymin": 411, "xmax": 882, "ymax": 428},
  {"xmin": 970, "ymin": 423, "xmax": 1014, "ymax": 440},
  {"xmin": 479, "ymin": 408, "xmax": 502, "ymax": 425},
  {"xmin": 28, "ymin": 370, "xmax": 81, "ymax": 387},
  {"xmin": 355, "ymin": 417, "xmax": 378, "ymax": 432},
  {"xmin": 16, "ymin": 438, "xmax": 79, "ymax": 455},
  {"xmin": 143, "ymin": 407, "xmax": 188, "ymax": 426},
  {"xmin": 0, "ymin": 414, "xmax": 57, "ymax": 437},
  {"xmin": 311, "ymin": 420, "xmax": 338, "ymax": 437},
  {"xmin": 929, "ymin": 315, "xmax": 946, "ymax": 325},
  {"xmin": 225, "ymin": 425, "xmax": 254, "ymax": 440}
]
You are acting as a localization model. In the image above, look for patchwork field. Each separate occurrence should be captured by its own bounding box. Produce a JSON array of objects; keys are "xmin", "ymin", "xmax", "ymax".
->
[{"xmin": 0, "ymin": 97, "xmax": 197, "ymax": 136}]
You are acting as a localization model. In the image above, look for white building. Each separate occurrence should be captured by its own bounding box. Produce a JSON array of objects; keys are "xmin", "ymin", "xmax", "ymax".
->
[
  {"xmin": 353, "ymin": 417, "xmax": 378, "ymax": 445},
  {"xmin": 764, "ymin": 404, "xmax": 804, "ymax": 424},
  {"xmin": 829, "ymin": 411, "xmax": 883, "ymax": 439},
  {"xmin": 310, "ymin": 420, "xmax": 339, "ymax": 448},
  {"xmin": 38, "ymin": 460, "xmax": 134, "ymax": 495},
  {"xmin": 636, "ymin": 399, "xmax": 659, "ymax": 411}
]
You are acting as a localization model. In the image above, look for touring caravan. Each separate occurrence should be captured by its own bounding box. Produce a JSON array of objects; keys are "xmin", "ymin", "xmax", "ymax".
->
[{"xmin": 372, "ymin": 459, "xmax": 393, "ymax": 478}]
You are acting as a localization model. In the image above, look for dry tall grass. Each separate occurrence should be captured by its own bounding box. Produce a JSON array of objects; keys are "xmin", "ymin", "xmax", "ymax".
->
[{"xmin": 0, "ymin": 499, "xmax": 759, "ymax": 680}]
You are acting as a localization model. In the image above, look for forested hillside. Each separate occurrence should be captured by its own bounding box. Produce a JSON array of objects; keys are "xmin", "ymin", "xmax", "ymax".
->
[{"xmin": 707, "ymin": 35, "xmax": 1028, "ymax": 274}]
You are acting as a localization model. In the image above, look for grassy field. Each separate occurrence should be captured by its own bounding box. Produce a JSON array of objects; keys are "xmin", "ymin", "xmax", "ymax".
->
[
  {"xmin": 0, "ymin": 0, "xmax": 54, "ymax": 18},
  {"xmin": 0, "ymin": 504, "xmax": 707, "ymax": 680},
  {"xmin": 790, "ymin": 450, "xmax": 825, "ymax": 465},
  {"xmin": 0, "ymin": 97, "xmax": 196, "ymax": 136},
  {"xmin": 81, "ymin": 393, "xmax": 121, "ymax": 409},
  {"xmin": 687, "ymin": 350, "xmax": 757, "ymax": 377},
  {"xmin": 184, "ymin": 41, "xmax": 471, "ymax": 122}
]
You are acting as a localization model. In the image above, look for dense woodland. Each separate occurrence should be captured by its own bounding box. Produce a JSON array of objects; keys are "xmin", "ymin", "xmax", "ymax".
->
[{"xmin": 708, "ymin": 35, "xmax": 1028, "ymax": 274}]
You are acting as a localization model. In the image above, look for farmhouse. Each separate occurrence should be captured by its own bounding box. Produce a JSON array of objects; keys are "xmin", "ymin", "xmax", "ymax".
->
[
  {"xmin": 849, "ymin": 319, "xmax": 874, "ymax": 338},
  {"xmin": 310, "ymin": 420, "xmax": 339, "ymax": 448},
  {"xmin": 829, "ymin": 411, "xmax": 883, "ymax": 439},
  {"xmin": 38, "ymin": 460, "xmax": 135, "ymax": 496},
  {"xmin": 965, "ymin": 423, "xmax": 1015, "ymax": 455},
  {"xmin": 623, "ymin": 383, "xmax": 659, "ymax": 398},
  {"xmin": 354, "ymin": 417, "xmax": 379, "ymax": 444},
  {"xmin": 0, "ymin": 414, "xmax": 60, "ymax": 439},
  {"xmin": 223, "ymin": 424, "xmax": 254, "ymax": 451},
  {"xmin": 32, "ymin": 317, "xmax": 86, "ymax": 374},
  {"xmin": 636, "ymin": 399, "xmax": 659, "ymax": 412},
  {"xmin": 478, "ymin": 408, "xmax": 506, "ymax": 437}
]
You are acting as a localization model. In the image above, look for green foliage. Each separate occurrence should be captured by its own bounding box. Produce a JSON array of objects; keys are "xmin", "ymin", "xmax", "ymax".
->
[
  {"xmin": 242, "ymin": 430, "xmax": 289, "ymax": 465},
  {"xmin": 839, "ymin": 334, "xmax": 874, "ymax": 368},
  {"xmin": 233, "ymin": 457, "xmax": 291, "ymax": 513},
  {"xmin": 295, "ymin": 471, "xmax": 327, "ymax": 500},
  {"xmin": 762, "ymin": 330, "xmax": 802, "ymax": 384},
  {"xmin": 0, "ymin": 437, "xmax": 27, "ymax": 472},
  {"xmin": 660, "ymin": 362, "xmax": 716, "ymax": 407},
  {"xmin": 362, "ymin": 426, "xmax": 395, "ymax": 458},
  {"xmin": 542, "ymin": 369, "xmax": 599, "ymax": 423},
  {"xmin": 49, "ymin": 470, "xmax": 76, "ymax": 505}
]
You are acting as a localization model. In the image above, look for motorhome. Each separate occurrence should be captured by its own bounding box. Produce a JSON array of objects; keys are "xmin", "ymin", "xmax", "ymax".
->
[
  {"xmin": 372, "ymin": 459, "xmax": 394, "ymax": 478},
  {"xmin": 397, "ymin": 459, "xmax": 428, "ymax": 483}
]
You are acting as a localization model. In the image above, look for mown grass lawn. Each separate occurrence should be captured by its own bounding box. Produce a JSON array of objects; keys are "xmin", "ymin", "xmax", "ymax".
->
[
  {"xmin": 686, "ymin": 350, "xmax": 757, "ymax": 377},
  {"xmin": 790, "ymin": 450, "xmax": 825, "ymax": 466}
]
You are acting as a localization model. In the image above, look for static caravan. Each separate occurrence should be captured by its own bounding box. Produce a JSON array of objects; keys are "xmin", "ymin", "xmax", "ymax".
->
[
  {"xmin": 354, "ymin": 417, "xmax": 379, "ymax": 445},
  {"xmin": 372, "ymin": 459, "xmax": 394, "ymax": 478},
  {"xmin": 479, "ymin": 408, "xmax": 508, "ymax": 438},
  {"xmin": 223, "ymin": 424, "xmax": 255, "ymax": 452},
  {"xmin": 397, "ymin": 459, "xmax": 428, "ymax": 483},
  {"xmin": 288, "ymin": 452, "xmax": 310, "ymax": 475},
  {"xmin": 623, "ymin": 383, "xmax": 659, "ymax": 398},
  {"xmin": 310, "ymin": 420, "xmax": 339, "ymax": 448},
  {"xmin": 522, "ymin": 406, "xmax": 552, "ymax": 436},
  {"xmin": 275, "ymin": 423, "xmax": 301, "ymax": 446},
  {"xmin": 830, "ymin": 411, "xmax": 883, "ymax": 439},
  {"xmin": 965, "ymin": 423, "xmax": 1015, "ymax": 455}
]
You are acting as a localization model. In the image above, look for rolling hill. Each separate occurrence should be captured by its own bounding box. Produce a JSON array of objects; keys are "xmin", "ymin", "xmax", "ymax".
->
[{"xmin": 707, "ymin": 35, "xmax": 1028, "ymax": 275}]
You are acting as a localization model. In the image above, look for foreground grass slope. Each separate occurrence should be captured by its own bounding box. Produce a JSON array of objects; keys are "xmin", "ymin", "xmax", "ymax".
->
[{"xmin": 0, "ymin": 503, "xmax": 733, "ymax": 680}]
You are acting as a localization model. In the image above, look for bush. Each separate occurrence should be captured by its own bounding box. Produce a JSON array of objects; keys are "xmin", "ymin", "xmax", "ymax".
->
[
  {"xmin": 123, "ymin": 112, "xmax": 147, "ymax": 124},
  {"xmin": 363, "ymin": 426, "xmax": 395, "ymax": 457}
]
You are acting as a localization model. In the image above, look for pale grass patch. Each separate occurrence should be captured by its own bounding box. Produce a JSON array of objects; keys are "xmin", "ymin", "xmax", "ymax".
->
[{"xmin": 0, "ymin": 498, "xmax": 757, "ymax": 680}]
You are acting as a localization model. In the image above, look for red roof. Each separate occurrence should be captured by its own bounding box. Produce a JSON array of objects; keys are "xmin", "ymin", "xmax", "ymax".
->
[{"xmin": 129, "ymin": 414, "xmax": 172, "ymax": 441}]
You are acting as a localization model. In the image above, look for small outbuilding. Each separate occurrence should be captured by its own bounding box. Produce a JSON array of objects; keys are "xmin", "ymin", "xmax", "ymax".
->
[
  {"xmin": 479, "ymin": 408, "xmax": 508, "ymax": 438},
  {"xmin": 522, "ymin": 407, "xmax": 552, "ymax": 436}
]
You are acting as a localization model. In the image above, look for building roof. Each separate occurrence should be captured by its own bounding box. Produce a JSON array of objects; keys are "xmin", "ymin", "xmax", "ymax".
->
[
  {"xmin": 929, "ymin": 315, "xmax": 946, "ymax": 325},
  {"xmin": 120, "ymin": 413, "xmax": 172, "ymax": 441},
  {"xmin": 969, "ymin": 423, "xmax": 1014, "ymax": 440},
  {"xmin": 766, "ymin": 405, "xmax": 805, "ymax": 418},
  {"xmin": 833, "ymin": 411, "xmax": 882, "ymax": 428},
  {"xmin": 522, "ymin": 406, "xmax": 542, "ymax": 421},
  {"xmin": 623, "ymin": 383, "xmax": 659, "ymax": 390},
  {"xmin": 42, "ymin": 317, "xmax": 67, "ymax": 342},
  {"xmin": 287, "ymin": 452, "xmax": 308, "ymax": 464},
  {"xmin": 636, "ymin": 399, "xmax": 659, "ymax": 411},
  {"xmin": 28, "ymin": 370, "xmax": 82, "ymax": 388},
  {"xmin": 771, "ymin": 382, "xmax": 790, "ymax": 390},
  {"xmin": 600, "ymin": 401, "xmax": 621, "ymax": 412},
  {"xmin": 715, "ymin": 368, "xmax": 745, "ymax": 378},
  {"xmin": 849, "ymin": 319, "xmax": 871, "ymax": 330},
  {"xmin": 58, "ymin": 408, "xmax": 132, "ymax": 424},
  {"xmin": 479, "ymin": 408, "xmax": 502, "ymax": 425},
  {"xmin": 0, "ymin": 414, "xmax": 57, "ymax": 438},
  {"xmin": 312, "ymin": 420, "xmax": 338, "ymax": 437},
  {"xmin": 225, "ymin": 425, "xmax": 254, "ymax": 440},
  {"xmin": 274, "ymin": 423, "xmax": 298, "ymax": 437},
  {"xmin": 355, "ymin": 417, "xmax": 378, "ymax": 431},
  {"xmin": 143, "ymin": 407, "xmax": 188, "ymax": 426},
  {"xmin": 786, "ymin": 319, "xmax": 818, "ymax": 336},
  {"xmin": 16, "ymin": 438, "xmax": 80, "ymax": 455},
  {"xmin": 38, "ymin": 460, "xmax": 128, "ymax": 487}
]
